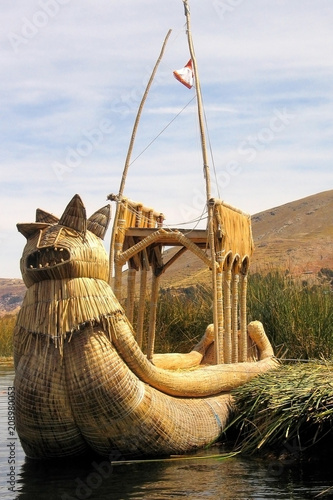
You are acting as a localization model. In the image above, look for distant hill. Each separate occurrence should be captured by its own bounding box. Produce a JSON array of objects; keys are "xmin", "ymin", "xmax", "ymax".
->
[
  {"xmin": 0, "ymin": 279, "xmax": 26, "ymax": 317},
  {"xmin": 251, "ymin": 189, "xmax": 333, "ymax": 275},
  {"xmin": 0, "ymin": 190, "xmax": 332, "ymax": 314}
]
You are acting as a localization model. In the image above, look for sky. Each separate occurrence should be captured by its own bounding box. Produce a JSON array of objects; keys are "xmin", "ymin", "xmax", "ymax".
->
[{"xmin": 1, "ymin": 0, "xmax": 333, "ymax": 278}]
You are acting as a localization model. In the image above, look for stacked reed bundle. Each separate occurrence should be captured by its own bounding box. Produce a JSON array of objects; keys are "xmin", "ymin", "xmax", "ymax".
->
[{"xmin": 229, "ymin": 362, "xmax": 333, "ymax": 456}]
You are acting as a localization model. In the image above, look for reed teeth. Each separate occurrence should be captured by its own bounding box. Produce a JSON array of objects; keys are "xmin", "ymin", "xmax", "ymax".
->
[{"xmin": 27, "ymin": 247, "xmax": 70, "ymax": 270}]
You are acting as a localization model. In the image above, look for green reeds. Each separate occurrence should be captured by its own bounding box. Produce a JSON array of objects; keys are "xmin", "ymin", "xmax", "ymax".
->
[
  {"xmin": 229, "ymin": 362, "xmax": 333, "ymax": 456},
  {"xmin": 247, "ymin": 271, "xmax": 333, "ymax": 359},
  {"xmin": 133, "ymin": 284, "xmax": 213, "ymax": 353},
  {"xmin": 156, "ymin": 285, "xmax": 213, "ymax": 352},
  {"xmin": 133, "ymin": 271, "xmax": 333, "ymax": 359},
  {"xmin": 0, "ymin": 315, "xmax": 16, "ymax": 357}
]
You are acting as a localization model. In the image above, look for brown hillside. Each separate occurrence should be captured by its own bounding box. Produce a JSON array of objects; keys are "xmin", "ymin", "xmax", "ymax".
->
[
  {"xmin": 0, "ymin": 279, "xmax": 26, "ymax": 317},
  {"xmin": 251, "ymin": 189, "xmax": 333, "ymax": 275}
]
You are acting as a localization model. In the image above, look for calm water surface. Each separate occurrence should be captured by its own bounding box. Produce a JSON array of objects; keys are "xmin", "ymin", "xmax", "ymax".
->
[{"xmin": 1, "ymin": 363, "xmax": 332, "ymax": 500}]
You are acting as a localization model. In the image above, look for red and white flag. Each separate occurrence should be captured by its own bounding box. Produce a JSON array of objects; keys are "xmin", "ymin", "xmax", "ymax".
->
[{"xmin": 173, "ymin": 59, "xmax": 194, "ymax": 89}]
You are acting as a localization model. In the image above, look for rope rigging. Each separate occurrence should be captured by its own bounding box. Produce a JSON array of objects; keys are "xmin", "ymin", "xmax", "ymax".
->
[{"xmin": 128, "ymin": 95, "xmax": 196, "ymax": 167}]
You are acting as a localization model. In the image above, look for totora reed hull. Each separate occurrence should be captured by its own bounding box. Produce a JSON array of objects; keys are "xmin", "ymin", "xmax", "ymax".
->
[{"xmin": 13, "ymin": 195, "xmax": 278, "ymax": 459}]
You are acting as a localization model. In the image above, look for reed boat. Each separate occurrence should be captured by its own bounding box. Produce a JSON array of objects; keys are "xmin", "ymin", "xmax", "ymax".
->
[{"xmin": 13, "ymin": 0, "xmax": 279, "ymax": 459}]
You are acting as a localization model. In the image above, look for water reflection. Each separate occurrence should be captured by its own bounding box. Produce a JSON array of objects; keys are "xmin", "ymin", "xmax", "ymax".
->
[
  {"xmin": 1, "ymin": 364, "xmax": 332, "ymax": 500},
  {"xmin": 15, "ymin": 453, "xmax": 332, "ymax": 500}
]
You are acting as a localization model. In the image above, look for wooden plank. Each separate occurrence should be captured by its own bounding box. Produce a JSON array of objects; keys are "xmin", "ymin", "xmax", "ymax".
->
[
  {"xmin": 125, "ymin": 236, "xmax": 141, "ymax": 270},
  {"xmin": 125, "ymin": 228, "xmax": 208, "ymax": 246}
]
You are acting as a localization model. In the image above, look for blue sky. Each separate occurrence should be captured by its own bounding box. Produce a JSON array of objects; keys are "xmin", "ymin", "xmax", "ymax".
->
[{"xmin": 1, "ymin": 0, "xmax": 333, "ymax": 278}]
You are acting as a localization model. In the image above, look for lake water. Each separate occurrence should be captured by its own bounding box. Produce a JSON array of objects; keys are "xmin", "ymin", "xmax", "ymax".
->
[{"xmin": 1, "ymin": 362, "xmax": 332, "ymax": 500}]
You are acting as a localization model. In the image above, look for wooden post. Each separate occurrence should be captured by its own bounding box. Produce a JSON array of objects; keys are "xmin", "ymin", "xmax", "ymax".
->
[
  {"xmin": 147, "ymin": 273, "xmax": 160, "ymax": 361},
  {"xmin": 239, "ymin": 258, "xmax": 249, "ymax": 361},
  {"xmin": 114, "ymin": 217, "xmax": 126, "ymax": 300},
  {"xmin": 136, "ymin": 268, "xmax": 148, "ymax": 349},
  {"xmin": 108, "ymin": 30, "xmax": 172, "ymax": 284},
  {"xmin": 216, "ymin": 250, "xmax": 224, "ymax": 363},
  {"xmin": 183, "ymin": 0, "xmax": 220, "ymax": 363},
  {"xmin": 232, "ymin": 258, "xmax": 240, "ymax": 363},
  {"xmin": 223, "ymin": 255, "xmax": 232, "ymax": 364},
  {"xmin": 126, "ymin": 268, "xmax": 136, "ymax": 324}
]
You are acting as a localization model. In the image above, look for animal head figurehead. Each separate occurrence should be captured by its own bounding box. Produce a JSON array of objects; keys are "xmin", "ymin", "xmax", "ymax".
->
[{"xmin": 17, "ymin": 194, "xmax": 111, "ymax": 288}]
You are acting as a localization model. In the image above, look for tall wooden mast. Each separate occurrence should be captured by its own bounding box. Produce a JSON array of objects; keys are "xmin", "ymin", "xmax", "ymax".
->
[{"xmin": 182, "ymin": 0, "xmax": 221, "ymax": 363}]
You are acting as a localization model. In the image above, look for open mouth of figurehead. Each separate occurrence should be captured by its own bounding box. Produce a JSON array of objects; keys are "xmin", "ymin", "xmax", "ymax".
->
[{"xmin": 27, "ymin": 247, "xmax": 71, "ymax": 270}]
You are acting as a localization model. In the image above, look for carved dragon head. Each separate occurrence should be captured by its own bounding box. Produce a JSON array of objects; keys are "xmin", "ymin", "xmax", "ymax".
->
[{"xmin": 17, "ymin": 194, "xmax": 111, "ymax": 288}]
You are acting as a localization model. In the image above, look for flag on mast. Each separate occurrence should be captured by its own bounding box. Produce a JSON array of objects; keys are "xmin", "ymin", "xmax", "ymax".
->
[{"xmin": 173, "ymin": 59, "xmax": 194, "ymax": 89}]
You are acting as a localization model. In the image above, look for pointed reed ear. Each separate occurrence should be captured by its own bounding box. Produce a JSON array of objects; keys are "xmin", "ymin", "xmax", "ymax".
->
[
  {"xmin": 17, "ymin": 223, "xmax": 49, "ymax": 239},
  {"xmin": 35, "ymin": 208, "xmax": 59, "ymax": 224},
  {"xmin": 87, "ymin": 204, "xmax": 111, "ymax": 239},
  {"xmin": 59, "ymin": 194, "xmax": 87, "ymax": 234}
]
